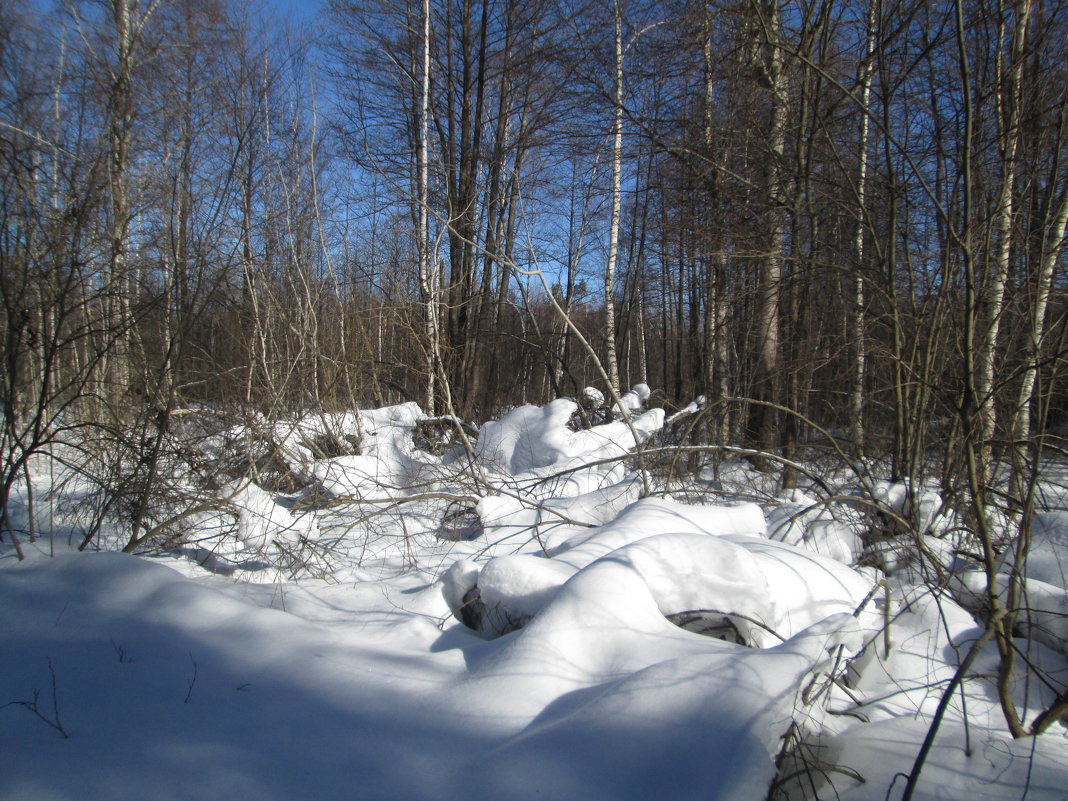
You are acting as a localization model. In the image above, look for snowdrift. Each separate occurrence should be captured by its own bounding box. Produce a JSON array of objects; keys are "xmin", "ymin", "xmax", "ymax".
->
[{"xmin": 4, "ymin": 387, "xmax": 1068, "ymax": 801}]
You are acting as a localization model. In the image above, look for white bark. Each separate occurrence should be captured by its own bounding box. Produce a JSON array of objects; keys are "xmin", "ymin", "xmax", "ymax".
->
[
  {"xmin": 850, "ymin": 0, "xmax": 877, "ymax": 451},
  {"xmin": 604, "ymin": 0, "xmax": 624, "ymax": 397},
  {"xmin": 978, "ymin": 0, "xmax": 1033, "ymax": 471},
  {"xmin": 417, "ymin": 0, "xmax": 438, "ymax": 415},
  {"xmin": 1014, "ymin": 191, "xmax": 1068, "ymax": 444},
  {"xmin": 104, "ymin": 0, "xmax": 136, "ymax": 410},
  {"xmin": 702, "ymin": 2, "xmax": 729, "ymax": 445},
  {"xmin": 751, "ymin": 0, "xmax": 787, "ymax": 455}
]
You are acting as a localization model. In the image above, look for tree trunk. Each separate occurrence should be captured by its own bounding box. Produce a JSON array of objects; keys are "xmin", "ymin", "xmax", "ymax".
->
[
  {"xmin": 850, "ymin": 0, "xmax": 876, "ymax": 454},
  {"xmin": 976, "ymin": 0, "xmax": 1033, "ymax": 482},
  {"xmin": 747, "ymin": 0, "xmax": 787, "ymax": 466},
  {"xmin": 418, "ymin": 0, "xmax": 437, "ymax": 415},
  {"xmin": 604, "ymin": 0, "xmax": 625, "ymax": 398}
]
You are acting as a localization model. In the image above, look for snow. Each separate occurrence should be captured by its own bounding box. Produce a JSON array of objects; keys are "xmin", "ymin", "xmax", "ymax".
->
[
  {"xmin": 0, "ymin": 546, "xmax": 863, "ymax": 801},
  {"xmin": 458, "ymin": 497, "xmax": 871, "ymax": 644},
  {"xmin": 613, "ymin": 382, "xmax": 651, "ymax": 419},
  {"xmin": 474, "ymin": 388, "xmax": 665, "ymax": 500},
  {"xmin": 767, "ymin": 488, "xmax": 864, "ymax": 564},
  {"xmin": 223, "ymin": 480, "xmax": 316, "ymax": 552},
  {"xmin": 3, "ymin": 392, "xmax": 1068, "ymax": 801},
  {"xmin": 1018, "ymin": 509, "xmax": 1068, "ymax": 589},
  {"xmin": 309, "ymin": 402, "xmax": 433, "ymax": 499},
  {"xmin": 0, "ymin": 551, "xmax": 466, "ymax": 801},
  {"xmin": 822, "ymin": 718, "xmax": 1068, "ymax": 801}
]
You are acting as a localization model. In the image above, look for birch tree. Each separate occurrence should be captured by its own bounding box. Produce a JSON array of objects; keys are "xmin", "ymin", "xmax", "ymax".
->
[
  {"xmin": 747, "ymin": 0, "xmax": 789, "ymax": 464},
  {"xmin": 850, "ymin": 0, "xmax": 877, "ymax": 453},
  {"xmin": 602, "ymin": 0, "xmax": 625, "ymax": 398},
  {"xmin": 417, "ymin": 0, "xmax": 438, "ymax": 415},
  {"xmin": 975, "ymin": 0, "xmax": 1034, "ymax": 482}
]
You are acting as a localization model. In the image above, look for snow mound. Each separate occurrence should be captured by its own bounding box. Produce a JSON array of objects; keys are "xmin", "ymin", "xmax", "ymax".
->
[
  {"xmin": 452, "ymin": 554, "xmax": 863, "ymax": 801},
  {"xmin": 10, "ymin": 389, "xmax": 1068, "ymax": 801},
  {"xmin": 223, "ymin": 481, "xmax": 315, "ymax": 552},
  {"xmin": 447, "ymin": 497, "xmax": 875, "ymax": 645},
  {"xmin": 551, "ymin": 496, "xmax": 767, "ymax": 564},
  {"xmin": 1018, "ymin": 509, "xmax": 1068, "ymax": 589},
  {"xmin": 870, "ymin": 479, "xmax": 949, "ymax": 535},
  {"xmin": 613, "ymin": 382, "xmax": 651, "ymax": 418},
  {"xmin": 475, "ymin": 398, "xmax": 580, "ymax": 474},
  {"xmin": 767, "ymin": 489, "xmax": 864, "ymax": 564},
  {"xmin": 0, "ymin": 545, "xmax": 875, "ymax": 801},
  {"xmin": 475, "ymin": 475, "xmax": 643, "ymax": 549},
  {"xmin": 309, "ymin": 402, "xmax": 432, "ymax": 499},
  {"xmin": 474, "ymin": 387, "xmax": 665, "ymax": 499},
  {"xmin": 813, "ymin": 717, "xmax": 1068, "ymax": 801},
  {"xmin": 956, "ymin": 568, "xmax": 1068, "ymax": 653}
]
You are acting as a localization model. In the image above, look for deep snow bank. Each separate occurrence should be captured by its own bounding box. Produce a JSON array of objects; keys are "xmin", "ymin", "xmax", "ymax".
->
[
  {"xmin": 6, "ymin": 386, "xmax": 1068, "ymax": 801},
  {"xmin": 445, "ymin": 497, "xmax": 876, "ymax": 645},
  {"xmin": 1, "ymin": 545, "xmax": 862, "ymax": 801}
]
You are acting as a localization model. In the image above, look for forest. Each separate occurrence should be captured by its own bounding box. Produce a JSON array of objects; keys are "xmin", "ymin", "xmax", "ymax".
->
[
  {"xmin": 3, "ymin": 0, "xmax": 1067, "ymax": 462},
  {"xmin": 3, "ymin": 1, "xmax": 1068, "ymax": 799}
]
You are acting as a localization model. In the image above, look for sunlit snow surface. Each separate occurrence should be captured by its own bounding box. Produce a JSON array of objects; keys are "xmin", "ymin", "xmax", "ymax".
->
[{"xmin": 3, "ymin": 393, "xmax": 1068, "ymax": 801}]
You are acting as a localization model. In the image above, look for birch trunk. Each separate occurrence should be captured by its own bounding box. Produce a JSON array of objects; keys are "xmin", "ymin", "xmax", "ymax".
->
[
  {"xmin": 104, "ymin": 0, "xmax": 137, "ymax": 414},
  {"xmin": 603, "ymin": 0, "xmax": 624, "ymax": 397},
  {"xmin": 417, "ymin": 0, "xmax": 438, "ymax": 415},
  {"xmin": 1014, "ymin": 191, "xmax": 1068, "ymax": 449},
  {"xmin": 747, "ymin": 0, "xmax": 787, "ymax": 463},
  {"xmin": 702, "ymin": 3, "xmax": 729, "ymax": 445},
  {"xmin": 850, "ymin": 0, "xmax": 876, "ymax": 453},
  {"xmin": 977, "ymin": 0, "xmax": 1033, "ymax": 479}
]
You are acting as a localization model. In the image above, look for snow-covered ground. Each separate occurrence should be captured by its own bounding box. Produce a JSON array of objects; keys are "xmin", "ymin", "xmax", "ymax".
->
[{"xmin": 2, "ymin": 390, "xmax": 1068, "ymax": 801}]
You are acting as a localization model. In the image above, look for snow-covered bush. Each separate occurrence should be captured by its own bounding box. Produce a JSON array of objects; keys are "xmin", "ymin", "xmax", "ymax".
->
[{"xmin": 445, "ymin": 497, "xmax": 877, "ymax": 644}]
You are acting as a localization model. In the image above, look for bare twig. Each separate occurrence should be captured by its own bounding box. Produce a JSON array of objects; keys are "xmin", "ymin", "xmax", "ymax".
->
[
  {"xmin": 184, "ymin": 653, "xmax": 198, "ymax": 704},
  {"xmin": 3, "ymin": 657, "xmax": 69, "ymax": 739}
]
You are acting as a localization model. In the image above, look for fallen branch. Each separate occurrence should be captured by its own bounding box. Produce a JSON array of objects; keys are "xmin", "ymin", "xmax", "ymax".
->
[{"xmin": 3, "ymin": 657, "xmax": 69, "ymax": 738}]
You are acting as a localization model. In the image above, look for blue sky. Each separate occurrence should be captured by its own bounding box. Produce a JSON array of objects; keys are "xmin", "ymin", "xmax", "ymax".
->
[{"xmin": 268, "ymin": 0, "xmax": 323, "ymax": 23}]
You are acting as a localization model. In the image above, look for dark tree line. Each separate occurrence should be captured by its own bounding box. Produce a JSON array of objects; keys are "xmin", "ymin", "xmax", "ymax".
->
[{"xmin": 3, "ymin": 0, "xmax": 1068, "ymax": 553}]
